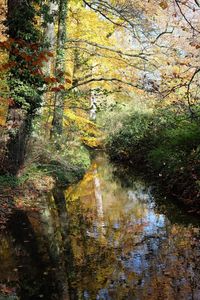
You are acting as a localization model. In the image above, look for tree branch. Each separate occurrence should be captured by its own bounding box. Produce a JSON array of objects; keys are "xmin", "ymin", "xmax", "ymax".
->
[
  {"xmin": 175, "ymin": 0, "xmax": 200, "ymax": 33},
  {"xmin": 187, "ymin": 68, "xmax": 200, "ymax": 115},
  {"xmin": 66, "ymin": 45, "xmax": 147, "ymax": 71},
  {"xmin": 82, "ymin": 0, "xmax": 127, "ymax": 28},
  {"xmin": 152, "ymin": 29, "xmax": 174, "ymax": 44},
  {"xmin": 66, "ymin": 39, "xmax": 148, "ymax": 60},
  {"xmin": 68, "ymin": 77, "xmax": 141, "ymax": 91}
]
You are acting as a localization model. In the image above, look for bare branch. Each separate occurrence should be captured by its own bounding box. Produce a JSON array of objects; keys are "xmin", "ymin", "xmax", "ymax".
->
[
  {"xmin": 66, "ymin": 39, "xmax": 148, "ymax": 60},
  {"xmin": 187, "ymin": 68, "xmax": 200, "ymax": 115},
  {"xmin": 82, "ymin": 0, "xmax": 127, "ymax": 28},
  {"xmin": 82, "ymin": 0, "xmax": 143, "ymax": 40},
  {"xmin": 175, "ymin": 0, "xmax": 200, "ymax": 33},
  {"xmin": 152, "ymin": 29, "xmax": 174, "ymax": 44},
  {"xmin": 68, "ymin": 77, "xmax": 141, "ymax": 91}
]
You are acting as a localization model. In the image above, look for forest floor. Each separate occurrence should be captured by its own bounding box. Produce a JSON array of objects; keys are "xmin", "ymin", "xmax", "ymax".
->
[{"xmin": 0, "ymin": 174, "xmax": 55, "ymax": 231}]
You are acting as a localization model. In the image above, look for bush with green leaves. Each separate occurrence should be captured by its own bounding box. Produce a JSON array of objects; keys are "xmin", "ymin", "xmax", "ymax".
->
[
  {"xmin": 107, "ymin": 111, "xmax": 154, "ymax": 161},
  {"xmin": 106, "ymin": 106, "xmax": 200, "ymax": 209},
  {"xmin": 148, "ymin": 119, "xmax": 200, "ymax": 173},
  {"xmin": 9, "ymin": 78, "xmax": 42, "ymax": 110}
]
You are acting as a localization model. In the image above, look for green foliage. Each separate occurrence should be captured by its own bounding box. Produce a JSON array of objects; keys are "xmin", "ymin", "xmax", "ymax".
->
[
  {"xmin": 39, "ymin": 144, "xmax": 91, "ymax": 186},
  {"xmin": 107, "ymin": 111, "xmax": 154, "ymax": 160},
  {"xmin": 24, "ymin": 132, "xmax": 91, "ymax": 186},
  {"xmin": 6, "ymin": 0, "xmax": 46, "ymax": 113},
  {"xmin": 165, "ymin": 121, "xmax": 200, "ymax": 150},
  {"xmin": 39, "ymin": 4, "xmax": 54, "ymax": 26},
  {"xmin": 147, "ymin": 120, "xmax": 200, "ymax": 172},
  {"xmin": 0, "ymin": 175, "xmax": 19, "ymax": 188},
  {"xmin": 0, "ymin": 165, "xmax": 47, "ymax": 188},
  {"xmin": 9, "ymin": 78, "xmax": 42, "ymax": 110},
  {"xmin": 106, "ymin": 106, "xmax": 200, "ymax": 208},
  {"xmin": 6, "ymin": 0, "xmax": 41, "ymax": 42}
]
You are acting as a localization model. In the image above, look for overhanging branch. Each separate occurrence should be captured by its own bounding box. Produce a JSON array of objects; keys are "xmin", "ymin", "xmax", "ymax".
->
[
  {"xmin": 68, "ymin": 77, "xmax": 141, "ymax": 91},
  {"xmin": 66, "ymin": 45, "xmax": 147, "ymax": 70},
  {"xmin": 66, "ymin": 39, "xmax": 148, "ymax": 60},
  {"xmin": 82, "ymin": 0, "xmax": 128, "ymax": 28}
]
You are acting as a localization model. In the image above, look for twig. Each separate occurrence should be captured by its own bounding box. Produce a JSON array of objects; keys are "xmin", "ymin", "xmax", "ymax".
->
[{"xmin": 175, "ymin": 0, "xmax": 200, "ymax": 33}]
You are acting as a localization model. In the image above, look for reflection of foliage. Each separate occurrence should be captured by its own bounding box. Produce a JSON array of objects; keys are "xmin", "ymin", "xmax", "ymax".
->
[
  {"xmin": 139, "ymin": 225, "xmax": 200, "ymax": 300},
  {"xmin": 65, "ymin": 156, "xmax": 147, "ymax": 298},
  {"xmin": 65, "ymin": 155, "xmax": 200, "ymax": 299}
]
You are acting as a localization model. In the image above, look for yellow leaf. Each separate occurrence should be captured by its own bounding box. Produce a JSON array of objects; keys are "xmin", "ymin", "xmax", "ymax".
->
[{"xmin": 159, "ymin": 1, "xmax": 168, "ymax": 9}]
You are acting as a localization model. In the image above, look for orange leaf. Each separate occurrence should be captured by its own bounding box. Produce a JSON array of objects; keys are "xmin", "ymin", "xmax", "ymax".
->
[
  {"xmin": 8, "ymin": 98, "xmax": 15, "ymax": 107},
  {"xmin": 65, "ymin": 78, "xmax": 72, "ymax": 84},
  {"xmin": 30, "ymin": 43, "xmax": 39, "ymax": 50},
  {"xmin": 58, "ymin": 84, "xmax": 65, "ymax": 90},
  {"xmin": 46, "ymin": 51, "xmax": 54, "ymax": 57}
]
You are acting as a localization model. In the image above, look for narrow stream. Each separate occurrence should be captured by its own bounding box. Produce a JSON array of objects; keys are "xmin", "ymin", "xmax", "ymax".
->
[{"xmin": 0, "ymin": 154, "xmax": 200, "ymax": 299}]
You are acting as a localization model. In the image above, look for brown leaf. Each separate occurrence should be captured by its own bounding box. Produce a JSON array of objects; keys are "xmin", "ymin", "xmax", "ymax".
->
[{"xmin": 159, "ymin": 1, "xmax": 168, "ymax": 9}]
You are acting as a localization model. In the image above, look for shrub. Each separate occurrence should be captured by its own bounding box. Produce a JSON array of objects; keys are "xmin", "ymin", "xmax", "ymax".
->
[
  {"xmin": 107, "ymin": 112, "xmax": 154, "ymax": 160},
  {"xmin": 106, "ymin": 106, "xmax": 200, "ymax": 210}
]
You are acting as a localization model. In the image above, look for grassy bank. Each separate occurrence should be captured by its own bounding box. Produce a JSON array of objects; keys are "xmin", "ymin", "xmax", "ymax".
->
[
  {"xmin": 0, "ymin": 132, "xmax": 91, "ymax": 228},
  {"xmin": 106, "ymin": 107, "xmax": 200, "ymax": 214}
]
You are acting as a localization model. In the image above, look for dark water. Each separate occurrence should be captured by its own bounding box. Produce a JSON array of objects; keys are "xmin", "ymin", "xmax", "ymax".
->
[{"xmin": 0, "ymin": 154, "xmax": 200, "ymax": 299}]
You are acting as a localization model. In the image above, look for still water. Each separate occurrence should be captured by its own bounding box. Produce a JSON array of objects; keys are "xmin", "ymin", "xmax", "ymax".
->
[{"xmin": 0, "ymin": 154, "xmax": 200, "ymax": 299}]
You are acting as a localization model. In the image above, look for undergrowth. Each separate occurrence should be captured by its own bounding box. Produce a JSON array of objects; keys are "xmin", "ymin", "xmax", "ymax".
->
[{"xmin": 106, "ymin": 106, "xmax": 200, "ymax": 212}]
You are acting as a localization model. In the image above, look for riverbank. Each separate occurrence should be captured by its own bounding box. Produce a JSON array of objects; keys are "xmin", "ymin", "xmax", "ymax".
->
[
  {"xmin": 106, "ymin": 109, "xmax": 200, "ymax": 215},
  {"xmin": 0, "ymin": 140, "xmax": 90, "ymax": 228}
]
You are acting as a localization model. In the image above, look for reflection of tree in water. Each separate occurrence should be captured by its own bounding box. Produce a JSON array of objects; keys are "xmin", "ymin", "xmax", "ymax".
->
[
  {"xmin": 66, "ymin": 155, "xmax": 200, "ymax": 300},
  {"xmin": 7, "ymin": 210, "xmax": 59, "ymax": 299},
  {"xmin": 0, "ymin": 193, "xmax": 71, "ymax": 300},
  {"xmin": 65, "ymin": 157, "xmax": 149, "ymax": 299},
  {"xmin": 138, "ymin": 225, "xmax": 200, "ymax": 300},
  {"xmin": 1, "ymin": 155, "xmax": 198, "ymax": 299}
]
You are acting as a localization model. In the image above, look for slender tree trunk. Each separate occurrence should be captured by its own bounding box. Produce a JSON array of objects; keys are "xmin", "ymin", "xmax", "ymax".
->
[
  {"xmin": 51, "ymin": 0, "xmax": 68, "ymax": 137},
  {"xmin": 44, "ymin": 0, "xmax": 58, "ymax": 76},
  {"xmin": 41, "ymin": 0, "xmax": 58, "ymax": 138},
  {"xmin": 90, "ymin": 91, "xmax": 97, "ymax": 121}
]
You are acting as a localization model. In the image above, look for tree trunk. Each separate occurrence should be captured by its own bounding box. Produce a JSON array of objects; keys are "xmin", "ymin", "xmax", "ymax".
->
[
  {"xmin": 0, "ymin": 108, "xmax": 31, "ymax": 175},
  {"xmin": 44, "ymin": 0, "xmax": 58, "ymax": 76},
  {"xmin": 0, "ymin": 0, "xmax": 40, "ymax": 175},
  {"xmin": 51, "ymin": 0, "xmax": 68, "ymax": 137},
  {"xmin": 0, "ymin": 0, "xmax": 32, "ymax": 175}
]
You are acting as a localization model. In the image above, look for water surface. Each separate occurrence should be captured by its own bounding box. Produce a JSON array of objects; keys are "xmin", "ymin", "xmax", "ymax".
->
[
  {"xmin": 0, "ymin": 154, "xmax": 199, "ymax": 300},
  {"xmin": 66, "ymin": 154, "xmax": 200, "ymax": 300}
]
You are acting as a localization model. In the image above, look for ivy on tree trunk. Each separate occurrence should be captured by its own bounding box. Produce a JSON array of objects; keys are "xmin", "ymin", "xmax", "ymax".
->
[{"xmin": 51, "ymin": 0, "xmax": 68, "ymax": 137}]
